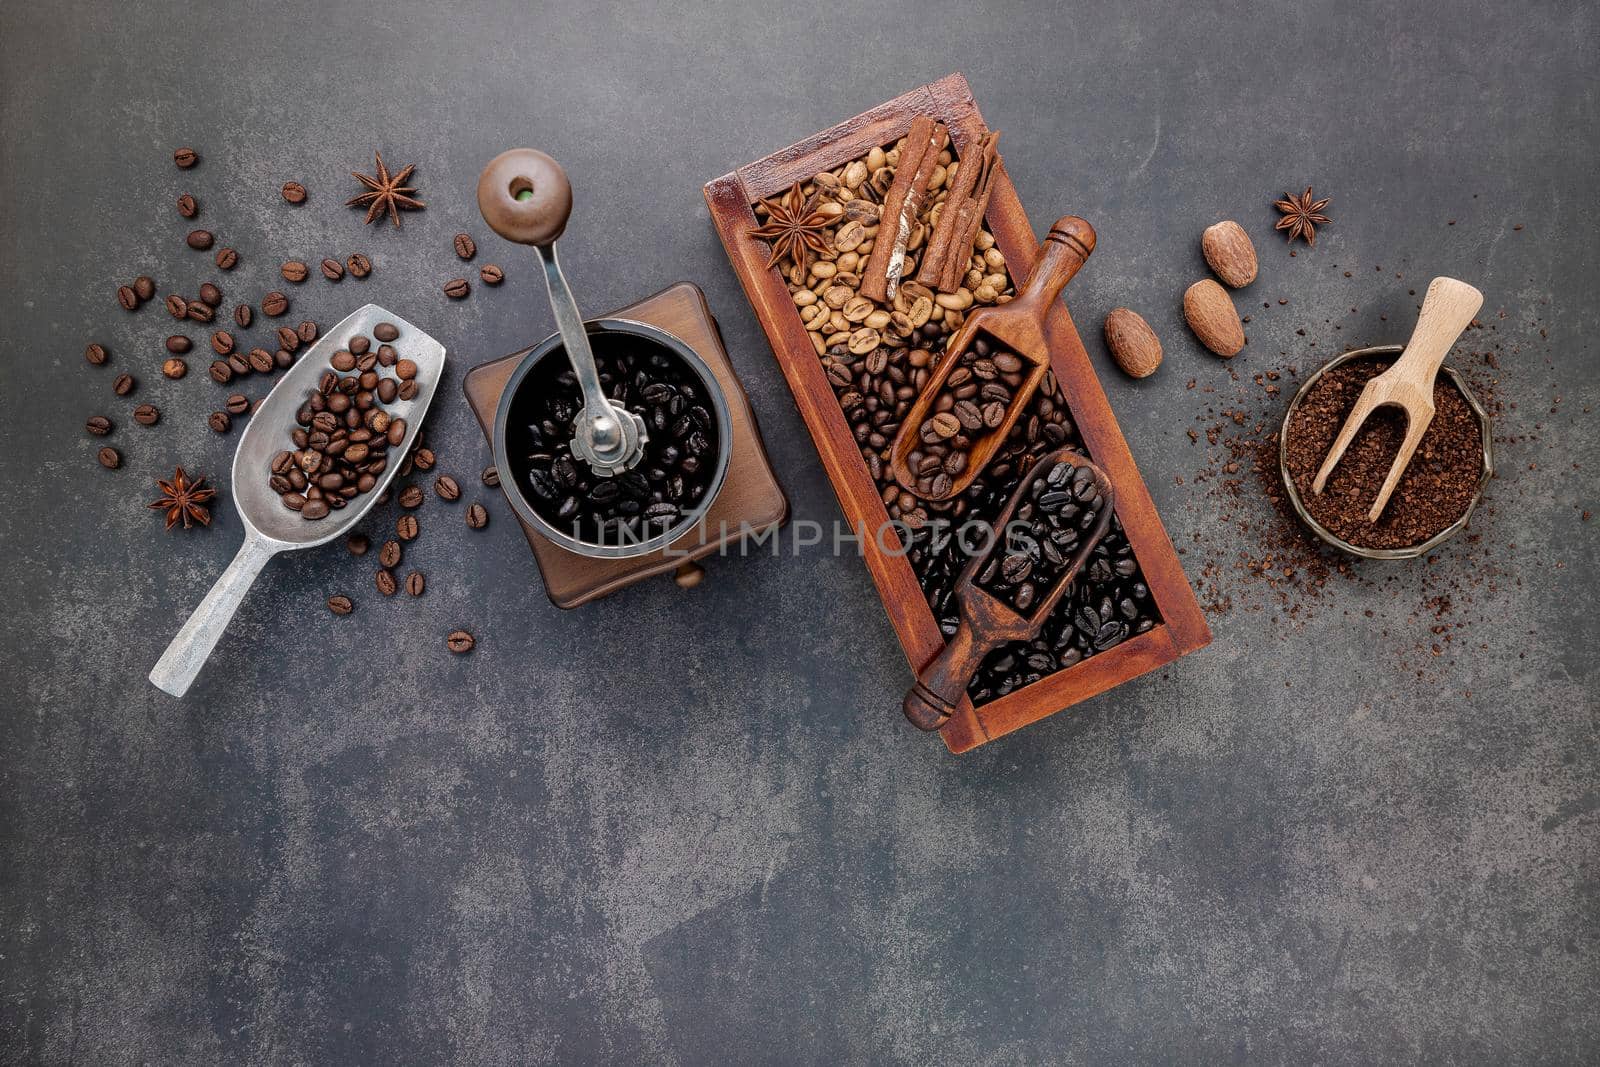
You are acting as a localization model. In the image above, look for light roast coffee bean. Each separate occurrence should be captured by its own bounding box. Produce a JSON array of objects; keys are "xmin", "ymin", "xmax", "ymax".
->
[
  {"xmin": 346, "ymin": 253, "xmax": 371, "ymax": 278},
  {"xmin": 281, "ymin": 181, "xmax": 307, "ymax": 204}
]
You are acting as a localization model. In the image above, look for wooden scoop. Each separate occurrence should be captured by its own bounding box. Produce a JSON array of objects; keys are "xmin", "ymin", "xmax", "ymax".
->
[
  {"xmin": 903, "ymin": 449, "xmax": 1114, "ymax": 731},
  {"xmin": 889, "ymin": 216, "xmax": 1095, "ymax": 502},
  {"xmin": 1312, "ymin": 276, "xmax": 1483, "ymax": 521}
]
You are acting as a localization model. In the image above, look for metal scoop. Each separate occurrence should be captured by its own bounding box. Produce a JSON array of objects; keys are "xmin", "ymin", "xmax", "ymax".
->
[
  {"xmin": 476, "ymin": 148, "xmax": 646, "ymax": 477},
  {"xmin": 148, "ymin": 304, "xmax": 445, "ymax": 697}
]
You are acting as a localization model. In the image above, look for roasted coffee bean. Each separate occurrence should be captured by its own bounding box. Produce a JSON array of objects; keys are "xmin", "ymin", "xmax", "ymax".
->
[
  {"xmin": 248, "ymin": 348, "xmax": 273, "ymax": 373},
  {"xmin": 86, "ymin": 415, "xmax": 113, "ymax": 436},
  {"xmin": 404, "ymin": 571, "xmax": 424, "ymax": 597},
  {"xmin": 113, "ymin": 373, "xmax": 135, "ymax": 396},
  {"xmin": 133, "ymin": 403, "xmax": 160, "ymax": 426},
  {"xmin": 346, "ymin": 253, "xmax": 371, "ymax": 278},
  {"xmin": 164, "ymin": 335, "xmax": 190, "ymax": 354},
  {"xmin": 434, "ymin": 475, "xmax": 460, "ymax": 501},
  {"xmin": 481, "ymin": 465, "xmax": 500, "ymax": 487},
  {"xmin": 346, "ymin": 533, "xmax": 369, "ymax": 556},
  {"xmin": 453, "ymin": 233, "xmax": 476, "ymax": 260},
  {"xmin": 330, "ymin": 350, "xmax": 356, "ymax": 372},
  {"xmin": 215, "ymin": 247, "xmax": 238, "ymax": 270},
  {"xmin": 227, "ymin": 353, "xmax": 249, "ymax": 375},
  {"xmin": 199, "ymin": 282, "xmax": 222, "ymax": 307},
  {"xmin": 224, "ymin": 393, "xmax": 250, "ymax": 415},
  {"xmin": 97, "ymin": 446, "xmax": 120, "ymax": 469},
  {"xmin": 379, "ymin": 539, "xmax": 402, "ymax": 568},
  {"xmin": 280, "ymin": 260, "xmax": 309, "ymax": 283},
  {"xmin": 396, "ymin": 514, "xmax": 419, "ymax": 541},
  {"xmin": 208, "ymin": 360, "xmax": 233, "ymax": 383},
  {"xmin": 409, "ymin": 445, "xmax": 433, "ymax": 469},
  {"xmin": 210, "ymin": 331, "xmax": 234, "ymax": 355},
  {"xmin": 85, "ymin": 342, "xmax": 109, "ymax": 365},
  {"xmin": 186, "ymin": 229, "xmax": 214, "ymax": 250},
  {"xmin": 398, "ymin": 484, "xmax": 424, "ymax": 509},
  {"xmin": 297, "ymin": 320, "xmax": 318, "ymax": 343},
  {"xmin": 446, "ymin": 629, "xmax": 475, "ymax": 654},
  {"xmin": 320, "ymin": 257, "xmax": 344, "ymax": 281},
  {"xmin": 261, "ymin": 291, "xmax": 289, "ymax": 317},
  {"xmin": 465, "ymin": 502, "xmax": 488, "ymax": 529},
  {"xmin": 232, "ymin": 303, "xmax": 252, "ymax": 328},
  {"xmin": 327, "ymin": 594, "xmax": 354, "ymax": 615},
  {"xmin": 301, "ymin": 498, "xmax": 330, "ymax": 520},
  {"xmin": 281, "ymin": 180, "xmax": 307, "ymax": 204},
  {"xmin": 117, "ymin": 285, "xmax": 139, "ymax": 310},
  {"xmin": 372, "ymin": 323, "xmax": 399, "ymax": 344},
  {"xmin": 395, "ymin": 358, "xmax": 417, "ymax": 381},
  {"xmin": 375, "ymin": 569, "xmax": 397, "ymax": 596},
  {"xmin": 442, "ymin": 278, "xmax": 470, "ymax": 299},
  {"xmin": 377, "ymin": 378, "xmax": 398, "ymax": 403},
  {"xmin": 173, "ymin": 146, "xmax": 198, "ymax": 168},
  {"xmin": 208, "ymin": 411, "xmax": 230, "ymax": 433},
  {"xmin": 479, "ymin": 264, "xmax": 504, "ymax": 286},
  {"xmin": 276, "ymin": 326, "xmax": 300, "ymax": 352},
  {"xmin": 177, "ymin": 193, "xmax": 198, "ymax": 218},
  {"xmin": 348, "ymin": 335, "xmax": 370, "ymax": 355},
  {"xmin": 165, "ymin": 294, "xmax": 188, "ymax": 318},
  {"xmin": 133, "ymin": 275, "xmax": 156, "ymax": 301},
  {"xmin": 162, "ymin": 358, "xmax": 187, "ymax": 379},
  {"xmin": 187, "ymin": 302, "xmax": 214, "ymax": 323}
]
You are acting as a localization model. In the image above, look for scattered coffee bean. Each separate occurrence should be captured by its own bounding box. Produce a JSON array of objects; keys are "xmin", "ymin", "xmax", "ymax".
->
[
  {"xmin": 166, "ymin": 335, "xmax": 191, "ymax": 353},
  {"xmin": 247, "ymin": 348, "xmax": 273, "ymax": 373},
  {"xmin": 113, "ymin": 373, "xmax": 135, "ymax": 396},
  {"xmin": 320, "ymin": 257, "xmax": 344, "ymax": 282},
  {"xmin": 233, "ymin": 303, "xmax": 253, "ymax": 328},
  {"xmin": 434, "ymin": 475, "xmax": 460, "ymax": 501},
  {"xmin": 479, "ymin": 264, "xmax": 504, "ymax": 286},
  {"xmin": 345, "ymin": 252, "xmax": 372, "ymax": 278},
  {"xmin": 347, "ymin": 533, "xmax": 369, "ymax": 556},
  {"xmin": 199, "ymin": 282, "xmax": 222, "ymax": 307},
  {"xmin": 208, "ymin": 411, "xmax": 230, "ymax": 433},
  {"xmin": 215, "ymin": 247, "xmax": 238, "ymax": 270},
  {"xmin": 297, "ymin": 320, "xmax": 318, "ymax": 344},
  {"xmin": 165, "ymin": 294, "xmax": 188, "ymax": 319},
  {"xmin": 404, "ymin": 571, "xmax": 425, "ymax": 597},
  {"xmin": 177, "ymin": 193, "xmax": 198, "ymax": 218},
  {"xmin": 210, "ymin": 331, "xmax": 235, "ymax": 355},
  {"xmin": 442, "ymin": 278, "xmax": 470, "ymax": 299},
  {"xmin": 281, "ymin": 260, "xmax": 309, "ymax": 283},
  {"xmin": 481, "ymin": 465, "xmax": 500, "ymax": 487},
  {"xmin": 399, "ymin": 485, "xmax": 424, "ymax": 508},
  {"xmin": 379, "ymin": 539, "xmax": 402, "ymax": 568},
  {"xmin": 186, "ymin": 301, "xmax": 214, "ymax": 323},
  {"xmin": 227, "ymin": 353, "xmax": 249, "ymax": 375},
  {"xmin": 133, "ymin": 275, "xmax": 156, "ymax": 301},
  {"xmin": 117, "ymin": 285, "xmax": 139, "ymax": 311},
  {"xmin": 162, "ymin": 358, "xmax": 187, "ymax": 379},
  {"xmin": 261, "ymin": 291, "xmax": 289, "ymax": 317},
  {"xmin": 186, "ymin": 229, "xmax": 214, "ymax": 250},
  {"xmin": 281, "ymin": 181, "xmax": 307, "ymax": 204},
  {"xmin": 327, "ymin": 594, "xmax": 354, "ymax": 615},
  {"xmin": 86, "ymin": 415, "xmax": 113, "ymax": 436},
  {"xmin": 133, "ymin": 404, "xmax": 160, "ymax": 426},
  {"xmin": 85, "ymin": 342, "xmax": 108, "ymax": 365},
  {"xmin": 453, "ymin": 233, "xmax": 476, "ymax": 260},
  {"xmin": 97, "ymin": 446, "xmax": 121, "ymax": 469},
  {"xmin": 465, "ymin": 502, "xmax": 488, "ymax": 529},
  {"xmin": 208, "ymin": 360, "xmax": 233, "ymax": 383},
  {"xmin": 409, "ymin": 444, "xmax": 432, "ymax": 468},
  {"xmin": 225, "ymin": 393, "xmax": 250, "ymax": 415},
  {"xmin": 373, "ymin": 322, "xmax": 400, "ymax": 342},
  {"xmin": 275, "ymin": 326, "xmax": 299, "ymax": 352},
  {"xmin": 396, "ymin": 514, "xmax": 420, "ymax": 541},
  {"xmin": 173, "ymin": 146, "xmax": 198, "ymax": 169},
  {"xmin": 375, "ymin": 569, "xmax": 397, "ymax": 596},
  {"xmin": 446, "ymin": 630, "xmax": 475, "ymax": 654}
]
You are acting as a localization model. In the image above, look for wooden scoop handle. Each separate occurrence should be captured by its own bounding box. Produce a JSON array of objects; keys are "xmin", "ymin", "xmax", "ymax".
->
[
  {"xmin": 1008, "ymin": 216, "xmax": 1096, "ymax": 320},
  {"xmin": 477, "ymin": 149, "xmax": 574, "ymax": 247},
  {"xmin": 903, "ymin": 620, "xmax": 985, "ymax": 730}
]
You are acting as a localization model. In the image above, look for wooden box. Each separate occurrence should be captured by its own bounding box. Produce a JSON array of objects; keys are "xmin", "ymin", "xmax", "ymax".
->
[{"xmin": 704, "ymin": 73, "xmax": 1210, "ymax": 753}]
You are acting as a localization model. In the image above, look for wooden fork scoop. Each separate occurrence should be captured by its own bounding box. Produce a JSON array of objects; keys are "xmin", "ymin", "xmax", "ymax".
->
[{"xmin": 1312, "ymin": 276, "xmax": 1483, "ymax": 522}]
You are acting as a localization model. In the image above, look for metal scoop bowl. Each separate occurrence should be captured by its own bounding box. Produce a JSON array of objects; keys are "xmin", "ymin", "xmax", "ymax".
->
[{"xmin": 149, "ymin": 303, "xmax": 445, "ymax": 697}]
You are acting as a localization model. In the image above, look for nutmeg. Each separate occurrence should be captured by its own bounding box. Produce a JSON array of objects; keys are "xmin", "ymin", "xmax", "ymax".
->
[
  {"xmin": 1201, "ymin": 220, "xmax": 1258, "ymax": 288},
  {"xmin": 1183, "ymin": 280, "xmax": 1245, "ymax": 358},
  {"xmin": 1103, "ymin": 308, "xmax": 1162, "ymax": 378}
]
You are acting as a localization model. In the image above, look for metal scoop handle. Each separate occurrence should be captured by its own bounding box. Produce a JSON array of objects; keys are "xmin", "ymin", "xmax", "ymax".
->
[{"xmin": 149, "ymin": 533, "xmax": 278, "ymax": 698}]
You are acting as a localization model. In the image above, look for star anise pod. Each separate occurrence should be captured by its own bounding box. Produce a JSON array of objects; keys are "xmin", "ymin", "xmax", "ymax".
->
[
  {"xmin": 346, "ymin": 152, "xmax": 425, "ymax": 228},
  {"xmin": 1274, "ymin": 186, "xmax": 1332, "ymax": 246},
  {"xmin": 747, "ymin": 182, "xmax": 834, "ymax": 275},
  {"xmin": 148, "ymin": 467, "xmax": 217, "ymax": 530}
]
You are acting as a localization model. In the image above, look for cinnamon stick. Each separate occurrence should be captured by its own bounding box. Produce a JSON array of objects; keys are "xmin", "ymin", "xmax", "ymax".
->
[
  {"xmin": 861, "ymin": 117, "xmax": 948, "ymax": 303},
  {"xmin": 915, "ymin": 130, "xmax": 1001, "ymax": 294}
]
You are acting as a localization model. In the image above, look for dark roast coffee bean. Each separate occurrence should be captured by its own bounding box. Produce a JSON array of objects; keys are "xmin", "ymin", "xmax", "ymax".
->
[
  {"xmin": 453, "ymin": 233, "xmax": 476, "ymax": 260},
  {"xmin": 479, "ymin": 264, "xmax": 504, "ymax": 286},
  {"xmin": 396, "ymin": 514, "xmax": 419, "ymax": 541},
  {"xmin": 346, "ymin": 253, "xmax": 371, "ymax": 278},
  {"xmin": 161, "ymin": 358, "xmax": 187, "ymax": 379},
  {"xmin": 225, "ymin": 393, "xmax": 250, "ymax": 415},
  {"xmin": 133, "ymin": 403, "xmax": 159, "ymax": 426},
  {"xmin": 97, "ymin": 446, "xmax": 120, "ymax": 469},
  {"xmin": 85, "ymin": 342, "xmax": 108, "ymax": 365},
  {"xmin": 434, "ymin": 475, "xmax": 460, "ymax": 501},
  {"xmin": 117, "ymin": 285, "xmax": 139, "ymax": 310},
  {"xmin": 113, "ymin": 373, "xmax": 135, "ymax": 396},
  {"xmin": 261, "ymin": 291, "xmax": 289, "ymax": 317},
  {"xmin": 215, "ymin": 247, "xmax": 238, "ymax": 270},
  {"xmin": 165, "ymin": 335, "xmax": 190, "ymax": 353},
  {"xmin": 409, "ymin": 444, "xmax": 432, "ymax": 468},
  {"xmin": 481, "ymin": 465, "xmax": 500, "ymax": 487},
  {"xmin": 297, "ymin": 320, "xmax": 318, "ymax": 343},
  {"xmin": 281, "ymin": 180, "xmax": 307, "ymax": 204},
  {"xmin": 327, "ymin": 594, "xmax": 353, "ymax": 615},
  {"xmin": 373, "ymin": 322, "xmax": 400, "ymax": 342},
  {"xmin": 379, "ymin": 539, "xmax": 402, "ymax": 568},
  {"xmin": 186, "ymin": 229, "xmax": 214, "ymax": 250},
  {"xmin": 177, "ymin": 193, "xmax": 198, "ymax": 218},
  {"xmin": 199, "ymin": 282, "xmax": 222, "ymax": 307},
  {"xmin": 375, "ymin": 569, "xmax": 397, "ymax": 596},
  {"xmin": 85, "ymin": 415, "xmax": 113, "ymax": 436},
  {"xmin": 320, "ymin": 257, "xmax": 344, "ymax": 281},
  {"xmin": 377, "ymin": 379, "xmax": 398, "ymax": 403},
  {"xmin": 348, "ymin": 335, "xmax": 370, "ymax": 355},
  {"xmin": 442, "ymin": 278, "xmax": 470, "ymax": 299},
  {"xmin": 465, "ymin": 502, "xmax": 488, "ymax": 529},
  {"xmin": 187, "ymin": 302, "xmax": 214, "ymax": 323},
  {"xmin": 210, "ymin": 331, "xmax": 234, "ymax": 355},
  {"xmin": 233, "ymin": 303, "xmax": 252, "ymax": 327},
  {"xmin": 347, "ymin": 533, "xmax": 369, "ymax": 555},
  {"xmin": 301, "ymin": 498, "xmax": 330, "ymax": 520},
  {"xmin": 446, "ymin": 630, "xmax": 475, "ymax": 654},
  {"xmin": 404, "ymin": 571, "xmax": 425, "ymax": 596},
  {"xmin": 280, "ymin": 260, "xmax": 309, "ymax": 283},
  {"xmin": 208, "ymin": 360, "xmax": 232, "ymax": 383},
  {"xmin": 133, "ymin": 275, "xmax": 156, "ymax": 301},
  {"xmin": 173, "ymin": 146, "xmax": 198, "ymax": 168},
  {"xmin": 208, "ymin": 411, "xmax": 231, "ymax": 433}
]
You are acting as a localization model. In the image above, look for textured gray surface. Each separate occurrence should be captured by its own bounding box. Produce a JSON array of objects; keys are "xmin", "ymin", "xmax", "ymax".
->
[{"xmin": 1, "ymin": 1, "xmax": 1596, "ymax": 1063}]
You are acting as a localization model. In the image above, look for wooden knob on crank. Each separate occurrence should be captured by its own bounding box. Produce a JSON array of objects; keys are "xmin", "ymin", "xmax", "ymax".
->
[{"xmin": 477, "ymin": 148, "xmax": 573, "ymax": 246}]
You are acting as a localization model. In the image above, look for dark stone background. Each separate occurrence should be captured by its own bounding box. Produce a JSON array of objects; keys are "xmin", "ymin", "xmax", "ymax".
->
[{"xmin": 1, "ymin": 1, "xmax": 1595, "ymax": 1063}]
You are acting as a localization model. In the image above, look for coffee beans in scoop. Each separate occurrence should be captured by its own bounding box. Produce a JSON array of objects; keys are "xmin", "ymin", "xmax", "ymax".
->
[
  {"xmin": 905, "ymin": 335, "xmax": 1028, "ymax": 498},
  {"xmin": 975, "ymin": 459, "xmax": 1107, "ymax": 615}
]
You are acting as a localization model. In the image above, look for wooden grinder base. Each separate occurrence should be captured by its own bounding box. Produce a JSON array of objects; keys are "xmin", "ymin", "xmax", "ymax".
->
[{"xmin": 462, "ymin": 281, "xmax": 789, "ymax": 608}]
